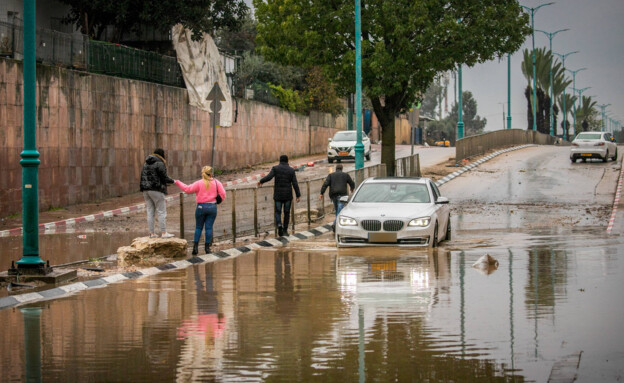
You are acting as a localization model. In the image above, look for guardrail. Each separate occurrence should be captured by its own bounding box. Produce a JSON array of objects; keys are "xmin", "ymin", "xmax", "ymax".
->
[{"xmin": 456, "ymin": 129, "xmax": 566, "ymax": 161}]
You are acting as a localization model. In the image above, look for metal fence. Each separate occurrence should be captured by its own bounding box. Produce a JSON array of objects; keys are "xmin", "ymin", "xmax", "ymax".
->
[
  {"xmin": 0, "ymin": 20, "xmax": 88, "ymax": 69},
  {"xmin": 176, "ymin": 154, "xmax": 421, "ymax": 244},
  {"xmin": 87, "ymin": 40, "xmax": 184, "ymax": 87},
  {"xmin": 1, "ymin": 20, "xmax": 184, "ymax": 87}
]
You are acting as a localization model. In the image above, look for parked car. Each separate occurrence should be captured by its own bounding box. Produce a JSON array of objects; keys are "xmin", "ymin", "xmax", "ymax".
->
[
  {"xmin": 335, "ymin": 177, "xmax": 451, "ymax": 248},
  {"xmin": 328, "ymin": 131, "xmax": 371, "ymax": 163},
  {"xmin": 570, "ymin": 132, "xmax": 618, "ymax": 163}
]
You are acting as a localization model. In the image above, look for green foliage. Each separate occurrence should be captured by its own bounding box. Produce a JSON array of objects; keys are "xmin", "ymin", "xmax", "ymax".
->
[
  {"xmin": 268, "ymin": 84, "xmax": 307, "ymax": 114},
  {"xmin": 254, "ymin": 0, "xmax": 530, "ymax": 175},
  {"xmin": 58, "ymin": 0, "xmax": 249, "ymax": 41},
  {"xmin": 237, "ymin": 52, "xmax": 305, "ymax": 91},
  {"xmin": 447, "ymin": 91, "xmax": 487, "ymax": 137},
  {"xmin": 305, "ymin": 67, "xmax": 344, "ymax": 115},
  {"xmin": 420, "ymin": 79, "xmax": 446, "ymax": 120},
  {"xmin": 215, "ymin": 13, "xmax": 257, "ymax": 53}
]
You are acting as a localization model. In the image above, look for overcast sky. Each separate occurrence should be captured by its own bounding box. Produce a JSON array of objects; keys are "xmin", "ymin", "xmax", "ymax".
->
[{"xmin": 247, "ymin": 0, "xmax": 624, "ymax": 132}]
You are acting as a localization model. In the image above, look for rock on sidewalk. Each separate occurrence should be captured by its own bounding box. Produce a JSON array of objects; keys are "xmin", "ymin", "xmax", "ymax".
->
[{"xmin": 117, "ymin": 237, "xmax": 188, "ymax": 265}]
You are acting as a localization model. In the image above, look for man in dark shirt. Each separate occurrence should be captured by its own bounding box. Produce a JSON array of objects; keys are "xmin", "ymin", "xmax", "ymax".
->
[
  {"xmin": 319, "ymin": 164, "xmax": 355, "ymax": 231},
  {"xmin": 258, "ymin": 155, "xmax": 301, "ymax": 236}
]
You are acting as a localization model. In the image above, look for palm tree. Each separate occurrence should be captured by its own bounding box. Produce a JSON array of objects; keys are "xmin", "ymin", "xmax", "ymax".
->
[
  {"xmin": 558, "ymin": 93, "xmax": 577, "ymax": 140},
  {"xmin": 575, "ymin": 96, "xmax": 598, "ymax": 134},
  {"xmin": 521, "ymin": 48, "xmax": 569, "ymax": 135}
]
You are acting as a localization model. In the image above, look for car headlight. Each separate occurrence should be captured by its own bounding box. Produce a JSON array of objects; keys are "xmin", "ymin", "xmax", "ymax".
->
[
  {"xmin": 408, "ymin": 217, "xmax": 430, "ymax": 227},
  {"xmin": 328, "ymin": 145, "xmax": 333, "ymax": 149},
  {"xmin": 339, "ymin": 216, "xmax": 357, "ymax": 226}
]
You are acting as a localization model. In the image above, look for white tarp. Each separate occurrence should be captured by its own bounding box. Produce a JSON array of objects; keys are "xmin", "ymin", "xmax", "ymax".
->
[{"xmin": 171, "ymin": 24, "xmax": 233, "ymax": 127}]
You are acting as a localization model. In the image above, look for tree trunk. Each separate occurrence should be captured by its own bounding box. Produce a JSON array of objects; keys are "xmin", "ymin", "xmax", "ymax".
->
[
  {"xmin": 525, "ymin": 86, "xmax": 533, "ymax": 130},
  {"xmin": 372, "ymin": 98, "xmax": 396, "ymax": 176}
]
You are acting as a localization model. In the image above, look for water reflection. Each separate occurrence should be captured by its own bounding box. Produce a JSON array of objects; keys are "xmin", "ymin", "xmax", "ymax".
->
[{"xmin": 1, "ymin": 235, "xmax": 623, "ymax": 382}]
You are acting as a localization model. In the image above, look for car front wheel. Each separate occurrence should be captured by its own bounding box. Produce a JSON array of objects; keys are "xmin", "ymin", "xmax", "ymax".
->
[
  {"xmin": 328, "ymin": 158, "xmax": 334, "ymax": 163},
  {"xmin": 445, "ymin": 217, "xmax": 451, "ymax": 241},
  {"xmin": 603, "ymin": 151, "xmax": 609, "ymax": 162},
  {"xmin": 429, "ymin": 222, "xmax": 438, "ymax": 248},
  {"xmin": 612, "ymin": 148, "xmax": 618, "ymax": 160}
]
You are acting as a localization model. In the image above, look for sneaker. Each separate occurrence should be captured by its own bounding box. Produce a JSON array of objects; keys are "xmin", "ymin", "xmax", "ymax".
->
[
  {"xmin": 331, "ymin": 223, "xmax": 336, "ymax": 233},
  {"xmin": 161, "ymin": 232, "xmax": 175, "ymax": 238},
  {"xmin": 278, "ymin": 225, "xmax": 284, "ymax": 237},
  {"xmin": 149, "ymin": 233, "xmax": 159, "ymax": 239}
]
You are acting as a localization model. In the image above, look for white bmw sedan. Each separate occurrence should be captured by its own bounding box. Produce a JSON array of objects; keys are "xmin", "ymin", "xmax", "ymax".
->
[
  {"xmin": 335, "ymin": 177, "xmax": 451, "ymax": 248},
  {"xmin": 570, "ymin": 131, "xmax": 618, "ymax": 163}
]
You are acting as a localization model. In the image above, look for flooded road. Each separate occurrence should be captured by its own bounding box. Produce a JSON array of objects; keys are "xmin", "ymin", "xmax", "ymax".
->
[
  {"xmin": 1, "ymin": 145, "xmax": 622, "ymax": 382},
  {"xmin": 1, "ymin": 230, "xmax": 623, "ymax": 382}
]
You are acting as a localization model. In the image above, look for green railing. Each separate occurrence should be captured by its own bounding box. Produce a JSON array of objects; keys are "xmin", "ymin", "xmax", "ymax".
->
[{"xmin": 87, "ymin": 40, "xmax": 184, "ymax": 87}]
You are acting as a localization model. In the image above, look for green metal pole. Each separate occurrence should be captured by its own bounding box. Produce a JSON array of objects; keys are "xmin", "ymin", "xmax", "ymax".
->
[
  {"xmin": 347, "ymin": 94, "xmax": 354, "ymax": 131},
  {"xmin": 354, "ymin": 0, "xmax": 364, "ymax": 171},
  {"xmin": 573, "ymin": 86, "xmax": 590, "ymax": 135},
  {"xmin": 17, "ymin": 0, "xmax": 45, "ymax": 269},
  {"xmin": 507, "ymin": 53, "xmax": 512, "ymax": 130},
  {"xmin": 554, "ymin": 52, "xmax": 578, "ymax": 140},
  {"xmin": 457, "ymin": 65, "xmax": 464, "ymax": 139},
  {"xmin": 567, "ymin": 68, "xmax": 586, "ymax": 136},
  {"xmin": 530, "ymin": 14, "xmax": 537, "ymax": 131}
]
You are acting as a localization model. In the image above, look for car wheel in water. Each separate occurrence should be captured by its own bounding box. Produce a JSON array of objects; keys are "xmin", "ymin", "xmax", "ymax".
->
[
  {"xmin": 430, "ymin": 222, "xmax": 438, "ymax": 248},
  {"xmin": 612, "ymin": 148, "xmax": 618, "ymax": 160},
  {"xmin": 365, "ymin": 152, "xmax": 371, "ymax": 161},
  {"xmin": 445, "ymin": 217, "xmax": 451, "ymax": 241},
  {"xmin": 328, "ymin": 158, "xmax": 334, "ymax": 163},
  {"xmin": 570, "ymin": 157, "xmax": 576, "ymax": 163},
  {"xmin": 603, "ymin": 151, "xmax": 609, "ymax": 162}
]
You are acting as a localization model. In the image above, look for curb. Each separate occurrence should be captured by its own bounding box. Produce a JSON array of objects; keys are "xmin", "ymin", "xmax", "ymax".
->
[
  {"xmin": 0, "ymin": 223, "xmax": 334, "ymax": 310},
  {"xmin": 607, "ymin": 155, "xmax": 624, "ymax": 234},
  {"xmin": 434, "ymin": 144, "xmax": 534, "ymax": 188},
  {"xmin": 0, "ymin": 158, "xmax": 327, "ymax": 238}
]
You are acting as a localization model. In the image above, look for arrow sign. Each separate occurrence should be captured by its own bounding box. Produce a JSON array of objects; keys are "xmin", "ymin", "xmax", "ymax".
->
[{"xmin": 208, "ymin": 82, "xmax": 226, "ymax": 167}]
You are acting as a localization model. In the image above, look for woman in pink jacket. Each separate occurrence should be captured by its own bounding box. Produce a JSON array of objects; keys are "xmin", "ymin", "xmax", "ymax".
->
[{"xmin": 175, "ymin": 166, "xmax": 226, "ymax": 255}]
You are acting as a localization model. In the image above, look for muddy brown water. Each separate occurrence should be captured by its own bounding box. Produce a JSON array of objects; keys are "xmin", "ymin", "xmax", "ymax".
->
[{"xmin": 1, "ymin": 227, "xmax": 622, "ymax": 382}]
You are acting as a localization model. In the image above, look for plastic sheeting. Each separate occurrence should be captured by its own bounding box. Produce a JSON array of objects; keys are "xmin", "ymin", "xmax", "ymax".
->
[{"xmin": 171, "ymin": 24, "xmax": 233, "ymax": 127}]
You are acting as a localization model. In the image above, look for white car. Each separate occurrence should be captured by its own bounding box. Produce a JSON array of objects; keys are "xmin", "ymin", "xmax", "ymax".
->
[
  {"xmin": 570, "ymin": 132, "xmax": 618, "ymax": 163},
  {"xmin": 328, "ymin": 131, "xmax": 371, "ymax": 163},
  {"xmin": 335, "ymin": 177, "xmax": 451, "ymax": 248}
]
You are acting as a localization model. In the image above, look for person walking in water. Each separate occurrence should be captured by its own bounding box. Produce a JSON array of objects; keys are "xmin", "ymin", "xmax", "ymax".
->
[
  {"xmin": 257, "ymin": 154, "xmax": 301, "ymax": 237},
  {"xmin": 175, "ymin": 166, "xmax": 226, "ymax": 255},
  {"xmin": 140, "ymin": 148, "xmax": 175, "ymax": 238},
  {"xmin": 319, "ymin": 163, "xmax": 355, "ymax": 231}
]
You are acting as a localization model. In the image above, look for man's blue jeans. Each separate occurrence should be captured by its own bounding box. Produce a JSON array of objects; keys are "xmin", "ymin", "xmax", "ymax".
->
[
  {"xmin": 274, "ymin": 200, "xmax": 292, "ymax": 229},
  {"xmin": 332, "ymin": 196, "xmax": 345, "ymax": 226}
]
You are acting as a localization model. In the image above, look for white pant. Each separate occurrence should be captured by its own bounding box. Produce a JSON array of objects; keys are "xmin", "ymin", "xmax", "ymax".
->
[{"xmin": 143, "ymin": 191, "xmax": 167, "ymax": 233}]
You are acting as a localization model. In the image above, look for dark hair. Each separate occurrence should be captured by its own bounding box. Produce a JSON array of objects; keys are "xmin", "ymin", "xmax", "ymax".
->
[
  {"xmin": 154, "ymin": 148, "xmax": 165, "ymax": 158},
  {"xmin": 279, "ymin": 154, "xmax": 288, "ymax": 163},
  {"xmin": 336, "ymin": 164, "xmax": 343, "ymax": 170}
]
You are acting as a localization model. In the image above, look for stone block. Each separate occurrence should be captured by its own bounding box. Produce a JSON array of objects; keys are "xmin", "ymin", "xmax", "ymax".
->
[{"xmin": 117, "ymin": 237, "xmax": 188, "ymax": 266}]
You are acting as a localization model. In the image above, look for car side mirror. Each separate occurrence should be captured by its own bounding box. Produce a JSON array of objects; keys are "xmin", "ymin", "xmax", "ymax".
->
[
  {"xmin": 339, "ymin": 195, "xmax": 349, "ymax": 204},
  {"xmin": 435, "ymin": 196, "xmax": 449, "ymax": 204}
]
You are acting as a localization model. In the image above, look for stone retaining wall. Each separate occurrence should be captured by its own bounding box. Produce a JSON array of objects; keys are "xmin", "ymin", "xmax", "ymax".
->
[{"xmin": 0, "ymin": 58, "xmax": 340, "ymax": 216}]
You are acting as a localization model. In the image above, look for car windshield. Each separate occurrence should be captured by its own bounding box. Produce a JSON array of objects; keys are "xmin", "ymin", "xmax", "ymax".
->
[
  {"xmin": 333, "ymin": 131, "xmax": 357, "ymax": 141},
  {"xmin": 352, "ymin": 183, "xmax": 431, "ymax": 203},
  {"xmin": 575, "ymin": 133, "xmax": 602, "ymax": 140}
]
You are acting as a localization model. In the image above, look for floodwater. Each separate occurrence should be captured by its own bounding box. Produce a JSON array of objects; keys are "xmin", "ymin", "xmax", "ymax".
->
[{"xmin": 1, "ymin": 227, "xmax": 623, "ymax": 382}]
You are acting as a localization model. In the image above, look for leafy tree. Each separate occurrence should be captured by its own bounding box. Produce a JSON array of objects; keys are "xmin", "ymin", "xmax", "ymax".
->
[
  {"xmin": 575, "ymin": 96, "xmax": 598, "ymax": 133},
  {"xmin": 215, "ymin": 13, "xmax": 257, "ymax": 53},
  {"xmin": 557, "ymin": 93, "xmax": 577, "ymax": 139},
  {"xmin": 447, "ymin": 91, "xmax": 486, "ymax": 137},
  {"xmin": 254, "ymin": 0, "xmax": 530, "ymax": 175},
  {"xmin": 59, "ymin": 0, "xmax": 249, "ymax": 41},
  {"xmin": 305, "ymin": 67, "xmax": 344, "ymax": 115}
]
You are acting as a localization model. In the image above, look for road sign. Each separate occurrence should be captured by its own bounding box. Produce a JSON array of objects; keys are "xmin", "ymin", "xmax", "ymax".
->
[{"xmin": 208, "ymin": 82, "xmax": 225, "ymax": 167}]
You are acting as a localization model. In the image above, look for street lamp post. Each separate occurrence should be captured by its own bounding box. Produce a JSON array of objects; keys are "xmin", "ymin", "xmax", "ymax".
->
[
  {"xmin": 354, "ymin": 0, "xmax": 364, "ymax": 174},
  {"xmin": 567, "ymin": 68, "xmax": 587, "ymax": 134},
  {"xmin": 536, "ymin": 28, "xmax": 569, "ymax": 136},
  {"xmin": 553, "ymin": 51, "xmax": 578, "ymax": 140},
  {"xmin": 521, "ymin": 2, "xmax": 555, "ymax": 132},
  {"xmin": 572, "ymin": 86, "xmax": 590, "ymax": 134},
  {"xmin": 457, "ymin": 65, "xmax": 464, "ymax": 139},
  {"xmin": 598, "ymin": 104, "xmax": 611, "ymax": 132},
  {"xmin": 507, "ymin": 53, "xmax": 512, "ymax": 129}
]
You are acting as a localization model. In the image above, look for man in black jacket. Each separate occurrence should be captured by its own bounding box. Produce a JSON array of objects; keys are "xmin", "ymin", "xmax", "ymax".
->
[
  {"xmin": 258, "ymin": 155, "xmax": 301, "ymax": 236},
  {"xmin": 140, "ymin": 148, "xmax": 175, "ymax": 238},
  {"xmin": 319, "ymin": 164, "xmax": 355, "ymax": 231}
]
